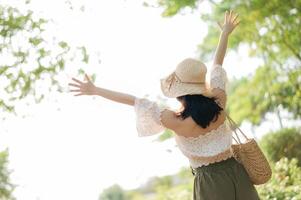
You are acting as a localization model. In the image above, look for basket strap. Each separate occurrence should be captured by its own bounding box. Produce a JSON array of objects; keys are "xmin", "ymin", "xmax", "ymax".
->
[
  {"xmin": 225, "ymin": 113, "xmax": 241, "ymax": 144},
  {"xmin": 225, "ymin": 113, "xmax": 249, "ymax": 143},
  {"xmin": 231, "ymin": 134, "xmax": 240, "ymax": 144}
]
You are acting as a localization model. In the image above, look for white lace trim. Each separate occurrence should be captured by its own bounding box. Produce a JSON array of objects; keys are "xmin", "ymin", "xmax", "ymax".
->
[
  {"xmin": 210, "ymin": 64, "xmax": 228, "ymax": 91},
  {"xmin": 175, "ymin": 121, "xmax": 233, "ymax": 167},
  {"xmin": 134, "ymin": 97, "xmax": 167, "ymax": 137},
  {"xmin": 189, "ymin": 151, "xmax": 233, "ymax": 168}
]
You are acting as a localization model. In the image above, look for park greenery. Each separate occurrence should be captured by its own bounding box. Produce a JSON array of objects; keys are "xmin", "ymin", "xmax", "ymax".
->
[
  {"xmin": 0, "ymin": 0, "xmax": 300, "ymax": 199},
  {"xmin": 99, "ymin": 0, "xmax": 301, "ymax": 199},
  {"xmin": 0, "ymin": 150, "xmax": 15, "ymax": 200},
  {"xmin": 0, "ymin": 1, "xmax": 91, "ymax": 199},
  {"xmin": 0, "ymin": 2, "xmax": 90, "ymax": 116}
]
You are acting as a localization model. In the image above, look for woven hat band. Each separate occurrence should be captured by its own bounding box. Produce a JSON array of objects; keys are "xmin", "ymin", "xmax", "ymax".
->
[
  {"xmin": 167, "ymin": 72, "xmax": 204, "ymax": 91},
  {"xmin": 174, "ymin": 73, "xmax": 204, "ymax": 84}
]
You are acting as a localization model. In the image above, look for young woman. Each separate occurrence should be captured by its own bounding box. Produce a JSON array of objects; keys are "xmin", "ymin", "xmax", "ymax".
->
[{"xmin": 68, "ymin": 11, "xmax": 260, "ymax": 200}]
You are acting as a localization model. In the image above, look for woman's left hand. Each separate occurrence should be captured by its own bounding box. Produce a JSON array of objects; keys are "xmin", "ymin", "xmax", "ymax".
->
[
  {"xmin": 218, "ymin": 10, "xmax": 240, "ymax": 35},
  {"xmin": 68, "ymin": 73, "xmax": 96, "ymax": 96}
]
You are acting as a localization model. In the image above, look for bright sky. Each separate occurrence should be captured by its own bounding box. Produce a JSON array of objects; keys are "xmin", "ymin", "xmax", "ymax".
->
[{"xmin": 0, "ymin": 0, "xmax": 282, "ymax": 199}]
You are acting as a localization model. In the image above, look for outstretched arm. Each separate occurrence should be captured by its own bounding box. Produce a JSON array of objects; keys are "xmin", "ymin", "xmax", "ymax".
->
[
  {"xmin": 213, "ymin": 10, "xmax": 239, "ymax": 66},
  {"xmin": 68, "ymin": 74, "xmax": 181, "ymax": 133},
  {"xmin": 68, "ymin": 74, "xmax": 135, "ymax": 106}
]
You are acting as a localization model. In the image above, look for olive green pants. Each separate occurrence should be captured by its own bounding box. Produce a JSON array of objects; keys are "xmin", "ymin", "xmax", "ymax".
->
[{"xmin": 191, "ymin": 157, "xmax": 260, "ymax": 200}]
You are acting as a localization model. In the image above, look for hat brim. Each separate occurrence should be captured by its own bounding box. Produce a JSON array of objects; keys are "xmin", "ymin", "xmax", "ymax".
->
[{"xmin": 160, "ymin": 77, "xmax": 214, "ymax": 98}]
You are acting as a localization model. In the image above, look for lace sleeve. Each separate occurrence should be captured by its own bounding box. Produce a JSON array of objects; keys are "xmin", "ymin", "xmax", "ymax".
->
[
  {"xmin": 209, "ymin": 64, "xmax": 228, "ymax": 91},
  {"xmin": 134, "ymin": 97, "xmax": 167, "ymax": 137}
]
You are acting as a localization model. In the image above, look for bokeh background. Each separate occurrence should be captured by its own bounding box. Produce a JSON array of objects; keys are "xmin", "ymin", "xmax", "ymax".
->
[{"xmin": 0, "ymin": 0, "xmax": 300, "ymax": 199}]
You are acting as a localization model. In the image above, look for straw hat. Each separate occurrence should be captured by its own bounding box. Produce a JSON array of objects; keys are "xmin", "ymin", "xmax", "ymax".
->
[{"xmin": 160, "ymin": 58, "xmax": 214, "ymax": 98}]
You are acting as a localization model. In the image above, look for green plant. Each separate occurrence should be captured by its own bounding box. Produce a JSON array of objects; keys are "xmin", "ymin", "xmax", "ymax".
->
[
  {"xmin": 260, "ymin": 127, "xmax": 301, "ymax": 166},
  {"xmin": 257, "ymin": 157, "xmax": 301, "ymax": 200}
]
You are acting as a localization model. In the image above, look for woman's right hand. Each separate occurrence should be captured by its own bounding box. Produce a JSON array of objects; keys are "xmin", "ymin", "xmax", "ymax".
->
[
  {"xmin": 68, "ymin": 73, "xmax": 96, "ymax": 96},
  {"xmin": 218, "ymin": 10, "xmax": 240, "ymax": 35}
]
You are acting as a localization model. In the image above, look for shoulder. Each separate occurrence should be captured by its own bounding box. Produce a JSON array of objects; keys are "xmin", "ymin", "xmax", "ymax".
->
[
  {"xmin": 134, "ymin": 97, "xmax": 182, "ymax": 130},
  {"xmin": 160, "ymin": 109, "xmax": 183, "ymax": 131},
  {"xmin": 212, "ymin": 90, "xmax": 227, "ymax": 110}
]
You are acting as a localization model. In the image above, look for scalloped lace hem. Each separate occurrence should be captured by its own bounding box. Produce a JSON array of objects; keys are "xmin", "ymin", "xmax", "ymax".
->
[{"xmin": 187, "ymin": 148, "xmax": 234, "ymax": 168}]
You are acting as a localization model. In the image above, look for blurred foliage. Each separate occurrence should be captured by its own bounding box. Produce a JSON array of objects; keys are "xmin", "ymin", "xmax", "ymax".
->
[
  {"xmin": 0, "ymin": 3, "xmax": 91, "ymax": 116},
  {"xmin": 256, "ymin": 157, "xmax": 301, "ymax": 200},
  {"xmin": 99, "ymin": 184, "xmax": 126, "ymax": 200},
  {"xmin": 226, "ymin": 59, "xmax": 301, "ymax": 127},
  {"xmin": 156, "ymin": 129, "xmax": 174, "ymax": 142},
  {"xmin": 125, "ymin": 189, "xmax": 148, "ymax": 200},
  {"xmin": 260, "ymin": 127, "xmax": 301, "ymax": 166},
  {"xmin": 225, "ymin": 64, "xmax": 300, "ymax": 127},
  {"xmin": 99, "ymin": 167, "xmax": 194, "ymax": 200},
  {"xmin": 152, "ymin": 169, "xmax": 193, "ymax": 200},
  {"xmin": 0, "ymin": 149, "xmax": 16, "ymax": 200},
  {"xmin": 143, "ymin": 0, "xmax": 199, "ymax": 17}
]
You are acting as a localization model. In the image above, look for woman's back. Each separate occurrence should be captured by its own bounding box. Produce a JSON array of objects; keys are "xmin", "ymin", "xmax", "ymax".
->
[
  {"xmin": 174, "ymin": 109, "xmax": 232, "ymax": 168},
  {"xmin": 174, "ymin": 110, "xmax": 227, "ymax": 138}
]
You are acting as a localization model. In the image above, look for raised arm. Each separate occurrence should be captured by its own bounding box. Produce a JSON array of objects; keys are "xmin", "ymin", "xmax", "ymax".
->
[
  {"xmin": 213, "ymin": 10, "xmax": 239, "ymax": 66},
  {"xmin": 68, "ymin": 74, "xmax": 135, "ymax": 106},
  {"xmin": 209, "ymin": 11, "xmax": 239, "ymax": 109}
]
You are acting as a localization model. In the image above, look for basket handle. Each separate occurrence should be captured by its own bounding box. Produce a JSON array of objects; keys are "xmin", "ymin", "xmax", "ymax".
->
[{"xmin": 225, "ymin": 112, "xmax": 249, "ymax": 144}]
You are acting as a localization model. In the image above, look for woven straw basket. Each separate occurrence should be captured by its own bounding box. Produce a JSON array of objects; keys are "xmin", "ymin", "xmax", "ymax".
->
[{"xmin": 226, "ymin": 114, "xmax": 272, "ymax": 185}]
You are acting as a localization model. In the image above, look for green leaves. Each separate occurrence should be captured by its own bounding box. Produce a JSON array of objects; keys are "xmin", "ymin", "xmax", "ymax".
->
[
  {"xmin": 143, "ymin": 0, "xmax": 198, "ymax": 17},
  {"xmin": 256, "ymin": 157, "xmax": 301, "ymax": 200},
  {"xmin": 260, "ymin": 127, "xmax": 301, "ymax": 166},
  {"xmin": 99, "ymin": 169, "xmax": 194, "ymax": 200},
  {"xmin": 0, "ymin": 149, "xmax": 16, "ymax": 200},
  {"xmin": 0, "ymin": 3, "xmax": 90, "ymax": 116},
  {"xmin": 99, "ymin": 184, "xmax": 126, "ymax": 200},
  {"xmin": 156, "ymin": 129, "xmax": 174, "ymax": 142},
  {"xmin": 58, "ymin": 41, "xmax": 69, "ymax": 49},
  {"xmin": 227, "ymin": 64, "xmax": 301, "ymax": 126},
  {"xmin": 29, "ymin": 37, "xmax": 43, "ymax": 46},
  {"xmin": 78, "ymin": 46, "xmax": 89, "ymax": 63}
]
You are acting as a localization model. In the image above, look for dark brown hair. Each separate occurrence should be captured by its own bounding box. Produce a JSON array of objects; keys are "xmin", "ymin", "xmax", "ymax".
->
[{"xmin": 176, "ymin": 94, "xmax": 223, "ymax": 128}]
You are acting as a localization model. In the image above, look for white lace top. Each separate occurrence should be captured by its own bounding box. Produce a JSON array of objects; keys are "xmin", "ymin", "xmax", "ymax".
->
[{"xmin": 133, "ymin": 65, "xmax": 233, "ymax": 168}]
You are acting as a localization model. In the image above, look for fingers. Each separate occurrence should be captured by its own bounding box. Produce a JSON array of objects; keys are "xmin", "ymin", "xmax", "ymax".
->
[
  {"xmin": 68, "ymin": 83, "xmax": 80, "ymax": 88},
  {"xmin": 225, "ymin": 11, "xmax": 240, "ymax": 31},
  {"xmin": 70, "ymin": 89, "xmax": 81, "ymax": 92},
  {"xmin": 69, "ymin": 88, "xmax": 83, "ymax": 96},
  {"xmin": 84, "ymin": 73, "xmax": 91, "ymax": 82},
  {"xmin": 225, "ymin": 10, "xmax": 229, "ymax": 22},
  {"xmin": 232, "ymin": 13, "xmax": 239, "ymax": 23},
  {"xmin": 234, "ymin": 20, "xmax": 240, "ymax": 28},
  {"xmin": 225, "ymin": 10, "xmax": 239, "ymax": 23},
  {"xmin": 71, "ymin": 77, "xmax": 83, "ymax": 84},
  {"xmin": 229, "ymin": 10, "xmax": 233, "ymax": 21}
]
